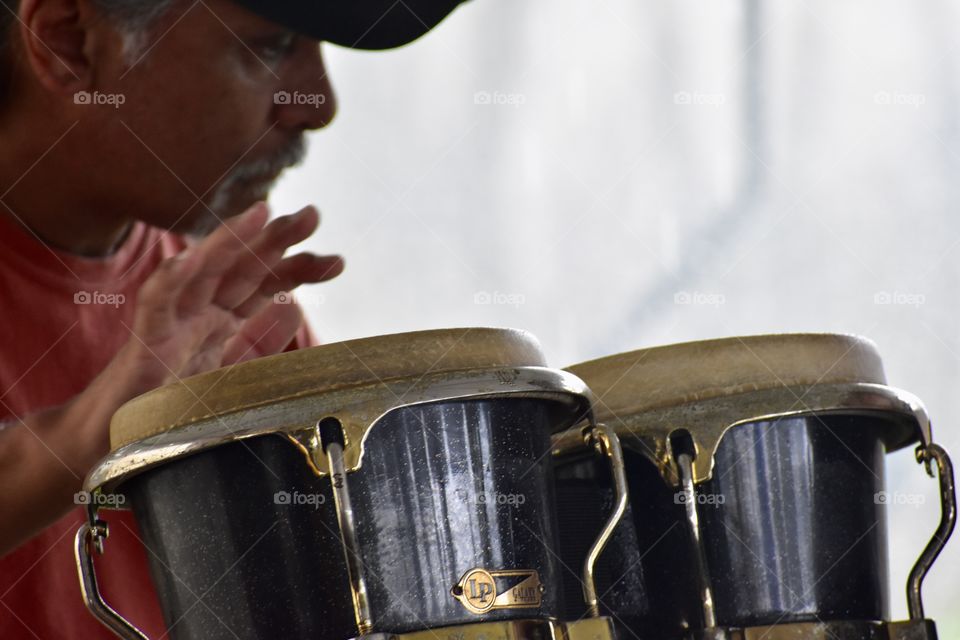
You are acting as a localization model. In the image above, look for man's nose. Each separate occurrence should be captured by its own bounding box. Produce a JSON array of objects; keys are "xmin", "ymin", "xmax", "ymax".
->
[{"xmin": 275, "ymin": 43, "xmax": 338, "ymax": 131}]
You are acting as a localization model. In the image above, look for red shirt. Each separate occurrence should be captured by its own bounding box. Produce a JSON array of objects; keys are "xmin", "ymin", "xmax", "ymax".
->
[{"xmin": 0, "ymin": 212, "xmax": 316, "ymax": 638}]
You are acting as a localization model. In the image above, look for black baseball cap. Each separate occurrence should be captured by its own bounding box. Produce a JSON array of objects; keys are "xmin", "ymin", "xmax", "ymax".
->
[{"xmin": 231, "ymin": 0, "xmax": 471, "ymax": 50}]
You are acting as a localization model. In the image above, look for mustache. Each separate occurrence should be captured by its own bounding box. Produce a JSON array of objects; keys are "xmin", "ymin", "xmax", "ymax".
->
[
  {"xmin": 229, "ymin": 136, "xmax": 309, "ymax": 184},
  {"xmin": 189, "ymin": 136, "xmax": 309, "ymax": 238}
]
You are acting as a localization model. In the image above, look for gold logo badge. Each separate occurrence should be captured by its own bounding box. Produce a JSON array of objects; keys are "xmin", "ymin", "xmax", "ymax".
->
[{"xmin": 451, "ymin": 568, "xmax": 544, "ymax": 614}]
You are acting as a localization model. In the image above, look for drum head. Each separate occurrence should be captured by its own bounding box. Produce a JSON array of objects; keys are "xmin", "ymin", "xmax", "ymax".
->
[{"xmin": 567, "ymin": 333, "xmax": 886, "ymax": 417}]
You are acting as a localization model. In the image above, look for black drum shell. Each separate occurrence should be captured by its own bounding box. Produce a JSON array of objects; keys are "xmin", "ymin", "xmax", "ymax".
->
[
  {"xmin": 699, "ymin": 414, "xmax": 888, "ymax": 627},
  {"xmin": 555, "ymin": 413, "xmax": 891, "ymax": 638},
  {"xmin": 120, "ymin": 397, "xmax": 565, "ymax": 640}
]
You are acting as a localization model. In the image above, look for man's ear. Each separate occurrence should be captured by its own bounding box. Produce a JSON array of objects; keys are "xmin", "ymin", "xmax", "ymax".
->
[{"xmin": 18, "ymin": 0, "xmax": 95, "ymax": 95}]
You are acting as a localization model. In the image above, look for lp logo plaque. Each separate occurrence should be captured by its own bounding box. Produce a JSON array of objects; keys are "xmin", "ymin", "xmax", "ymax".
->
[{"xmin": 451, "ymin": 568, "xmax": 544, "ymax": 614}]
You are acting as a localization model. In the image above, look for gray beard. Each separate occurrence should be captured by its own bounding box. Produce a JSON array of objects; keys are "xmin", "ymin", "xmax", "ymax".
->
[{"xmin": 185, "ymin": 136, "xmax": 309, "ymax": 238}]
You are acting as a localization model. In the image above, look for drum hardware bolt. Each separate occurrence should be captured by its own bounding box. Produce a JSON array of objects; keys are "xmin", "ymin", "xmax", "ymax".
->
[
  {"xmin": 670, "ymin": 428, "xmax": 718, "ymax": 631},
  {"xmin": 90, "ymin": 520, "xmax": 109, "ymax": 555},
  {"xmin": 906, "ymin": 443, "xmax": 956, "ymax": 621},
  {"xmin": 319, "ymin": 416, "xmax": 375, "ymax": 635},
  {"xmin": 84, "ymin": 503, "xmax": 109, "ymax": 555},
  {"xmin": 319, "ymin": 416, "xmax": 347, "ymax": 452}
]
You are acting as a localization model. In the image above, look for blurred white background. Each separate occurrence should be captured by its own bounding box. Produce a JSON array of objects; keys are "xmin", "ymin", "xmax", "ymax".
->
[{"xmin": 271, "ymin": 0, "xmax": 960, "ymax": 632}]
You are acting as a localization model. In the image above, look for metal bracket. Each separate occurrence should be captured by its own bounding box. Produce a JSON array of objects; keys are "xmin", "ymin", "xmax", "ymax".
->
[
  {"xmin": 74, "ymin": 503, "xmax": 149, "ymax": 640},
  {"xmin": 907, "ymin": 443, "xmax": 956, "ymax": 621},
  {"xmin": 580, "ymin": 423, "xmax": 629, "ymax": 618}
]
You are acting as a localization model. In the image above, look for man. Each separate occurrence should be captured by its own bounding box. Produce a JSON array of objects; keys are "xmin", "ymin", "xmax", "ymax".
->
[{"xmin": 0, "ymin": 0, "xmax": 466, "ymax": 636}]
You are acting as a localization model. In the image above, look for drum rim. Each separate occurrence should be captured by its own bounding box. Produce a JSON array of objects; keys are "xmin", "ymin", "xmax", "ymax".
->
[
  {"xmin": 553, "ymin": 382, "xmax": 931, "ymax": 485},
  {"xmin": 559, "ymin": 333, "xmax": 931, "ymax": 484},
  {"xmin": 87, "ymin": 366, "xmax": 594, "ymax": 496},
  {"xmin": 110, "ymin": 327, "xmax": 546, "ymax": 451}
]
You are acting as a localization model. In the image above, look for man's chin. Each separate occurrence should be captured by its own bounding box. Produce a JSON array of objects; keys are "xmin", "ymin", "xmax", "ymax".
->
[{"xmin": 180, "ymin": 181, "xmax": 276, "ymax": 238}]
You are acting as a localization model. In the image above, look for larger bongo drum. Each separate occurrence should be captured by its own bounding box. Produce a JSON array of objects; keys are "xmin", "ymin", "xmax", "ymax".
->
[
  {"xmin": 76, "ymin": 328, "xmax": 618, "ymax": 640},
  {"xmin": 553, "ymin": 334, "xmax": 956, "ymax": 640}
]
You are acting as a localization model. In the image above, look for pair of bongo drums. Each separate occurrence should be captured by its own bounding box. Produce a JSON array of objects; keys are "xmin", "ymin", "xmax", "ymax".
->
[{"xmin": 76, "ymin": 330, "xmax": 955, "ymax": 640}]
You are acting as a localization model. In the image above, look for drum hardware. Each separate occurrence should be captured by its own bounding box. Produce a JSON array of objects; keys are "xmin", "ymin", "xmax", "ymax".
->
[
  {"xmin": 580, "ymin": 424, "xmax": 629, "ymax": 619},
  {"xmin": 672, "ymin": 431, "xmax": 716, "ymax": 630},
  {"xmin": 688, "ymin": 619, "xmax": 941, "ymax": 639},
  {"xmin": 551, "ymin": 383, "xmax": 933, "ymax": 489},
  {"xmin": 354, "ymin": 616, "xmax": 617, "ymax": 640},
  {"xmin": 76, "ymin": 506, "xmax": 148, "ymax": 640},
  {"xmin": 906, "ymin": 444, "xmax": 956, "ymax": 622},
  {"xmin": 320, "ymin": 416, "xmax": 374, "ymax": 634}
]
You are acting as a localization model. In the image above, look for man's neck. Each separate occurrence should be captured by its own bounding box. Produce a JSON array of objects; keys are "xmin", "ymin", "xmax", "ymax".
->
[
  {"xmin": 0, "ymin": 128, "xmax": 135, "ymax": 258},
  {"xmin": 0, "ymin": 205, "xmax": 135, "ymax": 258}
]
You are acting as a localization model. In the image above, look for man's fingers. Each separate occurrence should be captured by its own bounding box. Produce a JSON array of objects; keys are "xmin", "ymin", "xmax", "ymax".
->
[
  {"xmin": 132, "ymin": 248, "xmax": 205, "ymax": 338},
  {"xmin": 264, "ymin": 253, "xmax": 345, "ymax": 292},
  {"xmin": 221, "ymin": 303, "xmax": 304, "ymax": 365},
  {"xmin": 232, "ymin": 254, "xmax": 344, "ymax": 318},
  {"xmin": 176, "ymin": 202, "xmax": 270, "ymax": 317},
  {"xmin": 212, "ymin": 205, "xmax": 320, "ymax": 310}
]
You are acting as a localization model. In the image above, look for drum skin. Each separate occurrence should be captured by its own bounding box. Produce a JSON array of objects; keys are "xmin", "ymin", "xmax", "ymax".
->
[
  {"xmin": 555, "ymin": 413, "xmax": 889, "ymax": 638},
  {"xmin": 122, "ymin": 398, "xmax": 564, "ymax": 640},
  {"xmin": 699, "ymin": 414, "xmax": 888, "ymax": 628}
]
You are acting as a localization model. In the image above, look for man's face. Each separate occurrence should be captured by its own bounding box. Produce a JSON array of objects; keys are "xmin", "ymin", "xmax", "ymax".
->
[{"xmin": 78, "ymin": 0, "xmax": 337, "ymax": 236}]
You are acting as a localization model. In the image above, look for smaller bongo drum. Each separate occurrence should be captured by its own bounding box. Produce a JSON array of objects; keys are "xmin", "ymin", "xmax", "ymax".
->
[
  {"xmin": 553, "ymin": 333, "xmax": 956, "ymax": 640},
  {"xmin": 75, "ymin": 328, "xmax": 619, "ymax": 640}
]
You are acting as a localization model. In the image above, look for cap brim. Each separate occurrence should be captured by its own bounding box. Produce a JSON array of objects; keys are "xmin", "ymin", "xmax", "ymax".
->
[{"xmin": 232, "ymin": 0, "xmax": 468, "ymax": 50}]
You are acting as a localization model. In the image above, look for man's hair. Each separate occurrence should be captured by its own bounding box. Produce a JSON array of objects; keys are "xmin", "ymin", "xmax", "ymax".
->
[{"xmin": 0, "ymin": 0, "xmax": 177, "ymax": 103}]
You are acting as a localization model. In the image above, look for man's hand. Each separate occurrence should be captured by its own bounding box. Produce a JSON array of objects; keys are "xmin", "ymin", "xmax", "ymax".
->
[
  {"xmin": 117, "ymin": 201, "xmax": 342, "ymax": 389},
  {"xmin": 0, "ymin": 202, "xmax": 343, "ymax": 556}
]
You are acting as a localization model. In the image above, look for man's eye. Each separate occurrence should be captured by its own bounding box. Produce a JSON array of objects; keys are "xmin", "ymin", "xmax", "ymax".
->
[{"xmin": 258, "ymin": 34, "xmax": 297, "ymax": 61}]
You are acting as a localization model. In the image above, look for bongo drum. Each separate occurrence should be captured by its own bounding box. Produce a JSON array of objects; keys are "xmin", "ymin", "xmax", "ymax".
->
[
  {"xmin": 553, "ymin": 334, "xmax": 955, "ymax": 640},
  {"xmin": 75, "ymin": 328, "xmax": 619, "ymax": 640}
]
